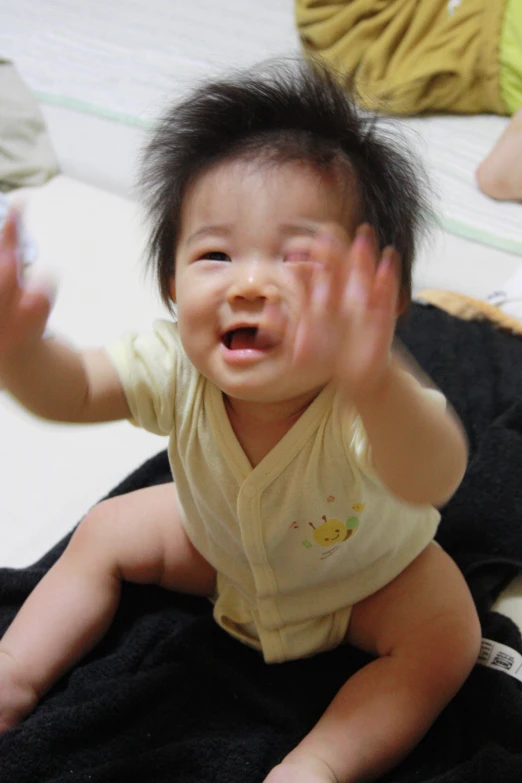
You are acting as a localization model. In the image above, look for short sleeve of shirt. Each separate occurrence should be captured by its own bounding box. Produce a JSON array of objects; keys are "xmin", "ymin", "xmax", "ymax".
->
[
  {"xmin": 344, "ymin": 373, "xmax": 447, "ymax": 479},
  {"xmin": 104, "ymin": 319, "xmax": 181, "ymax": 436}
]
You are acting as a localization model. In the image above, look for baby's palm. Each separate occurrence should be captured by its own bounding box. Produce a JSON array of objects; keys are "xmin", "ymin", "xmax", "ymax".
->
[
  {"xmin": 292, "ymin": 224, "xmax": 400, "ymax": 401},
  {"xmin": 0, "ymin": 212, "xmax": 52, "ymax": 361}
]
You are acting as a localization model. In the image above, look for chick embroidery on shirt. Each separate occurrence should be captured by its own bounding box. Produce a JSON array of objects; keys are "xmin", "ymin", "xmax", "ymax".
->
[
  {"xmin": 310, "ymin": 515, "xmax": 359, "ymax": 546},
  {"xmin": 298, "ymin": 500, "xmax": 363, "ymax": 555}
]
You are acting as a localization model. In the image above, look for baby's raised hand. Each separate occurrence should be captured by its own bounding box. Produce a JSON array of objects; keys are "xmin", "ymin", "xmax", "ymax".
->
[
  {"xmin": 291, "ymin": 223, "xmax": 401, "ymax": 402},
  {"xmin": 0, "ymin": 211, "xmax": 53, "ymax": 364}
]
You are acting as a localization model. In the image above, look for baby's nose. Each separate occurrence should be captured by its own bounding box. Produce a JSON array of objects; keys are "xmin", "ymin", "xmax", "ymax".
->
[{"xmin": 227, "ymin": 262, "xmax": 280, "ymax": 303}]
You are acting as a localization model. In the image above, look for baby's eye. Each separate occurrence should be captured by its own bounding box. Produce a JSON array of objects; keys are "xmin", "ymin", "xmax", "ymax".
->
[
  {"xmin": 199, "ymin": 251, "xmax": 231, "ymax": 262},
  {"xmin": 284, "ymin": 250, "xmax": 311, "ymax": 264}
]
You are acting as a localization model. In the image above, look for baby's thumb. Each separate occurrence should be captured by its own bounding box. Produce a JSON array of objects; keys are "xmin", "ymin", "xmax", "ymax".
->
[{"xmin": 24, "ymin": 269, "xmax": 59, "ymax": 310}]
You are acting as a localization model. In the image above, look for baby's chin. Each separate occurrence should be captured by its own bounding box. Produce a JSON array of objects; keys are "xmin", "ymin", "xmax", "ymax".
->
[
  {"xmin": 222, "ymin": 382, "xmax": 328, "ymax": 412},
  {"xmin": 187, "ymin": 349, "xmax": 332, "ymax": 407}
]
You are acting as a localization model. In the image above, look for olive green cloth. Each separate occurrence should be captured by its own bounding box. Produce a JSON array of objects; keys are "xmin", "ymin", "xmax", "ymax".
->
[
  {"xmin": 500, "ymin": 0, "xmax": 522, "ymax": 112},
  {"xmin": 295, "ymin": 0, "xmax": 507, "ymax": 115},
  {"xmin": 0, "ymin": 59, "xmax": 59, "ymax": 191}
]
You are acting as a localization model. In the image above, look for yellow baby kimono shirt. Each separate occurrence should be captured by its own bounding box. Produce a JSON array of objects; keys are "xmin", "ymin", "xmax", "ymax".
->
[{"xmin": 107, "ymin": 320, "xmax": 441, "ymax": 664}]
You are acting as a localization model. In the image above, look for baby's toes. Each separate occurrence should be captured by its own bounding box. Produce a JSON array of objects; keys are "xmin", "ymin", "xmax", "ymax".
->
[
  {"xmin": 0, "ymin": 656, "xmax": 38, "ymax": 733},
  {"xmin": 264, "ymin": 760, "xmax": 336, "ymax": 783}
]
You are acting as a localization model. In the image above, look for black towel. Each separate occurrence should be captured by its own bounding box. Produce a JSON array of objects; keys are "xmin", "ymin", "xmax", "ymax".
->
[{"xmin": 1, "ymin": 302, "xmax": 522, "ymax": 783}]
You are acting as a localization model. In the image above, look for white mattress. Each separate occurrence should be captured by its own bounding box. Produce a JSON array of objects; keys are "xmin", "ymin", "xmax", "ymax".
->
[
  {"xmin": 1, "ymin": 177, "xmax": 165, "ymax": 566},
  {"xmin": 395, "ymin": 114, "xmax": 522, "ymax": 256},
  {"xmin": 0, "ymin": 0, "xmax": 298, "ymax": 122}
]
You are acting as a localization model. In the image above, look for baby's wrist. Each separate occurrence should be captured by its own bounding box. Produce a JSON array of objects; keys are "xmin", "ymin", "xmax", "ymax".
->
[
  {"xmin": 0, "ymin": 334, "xmax": 46, "ymax": 378},
  {"xmin": 345, "ymin": 358, "xmax": 395, "ymax": 411}
]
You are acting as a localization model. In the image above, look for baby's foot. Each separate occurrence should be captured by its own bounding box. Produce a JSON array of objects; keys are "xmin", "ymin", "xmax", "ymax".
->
[
  {"xmin": 476, "ymin": 108, "xmax": 522, "ymax": 202},
  {"xmin": 264, "ymin": 756, "xmax": 337, "ymax": 783},
  {"xmin": 0, "ymin": 650, "xmax": 39, "ymax": 733}
]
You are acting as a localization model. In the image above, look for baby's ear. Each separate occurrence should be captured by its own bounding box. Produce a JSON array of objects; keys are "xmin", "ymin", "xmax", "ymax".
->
[
  {"xmin": 168, "ymin": 276, "xmax": 176, "ymax": 303},
  {"xmin": 396, "ymin": 287, "xmax": 408, "ymax": 316}
]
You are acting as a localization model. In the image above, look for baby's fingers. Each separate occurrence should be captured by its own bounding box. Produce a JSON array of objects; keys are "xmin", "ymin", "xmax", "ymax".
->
[
  {"xmin": 0, "ymin": 211, "xmax": 55, "ymax": 355},
  {"xmin": 370, "ymin": 246, "xmax": 401, "ymax": 316},
  {"xmin": 300, "ymin": 230, "xmax": 350, "ymax": 320},
  {"xmin": 342, "ymin": 224, "xmax": 380, "ymax": 311},
  {"xmin": 289, "ymin": 260, "xmax": 334, "ymax": 366},
  {"xmin": 17, "ymin": 285, "xmax": 53, "ymax": 337},
  {"xmin": 0, "ymin": 213, "xmax": 23, "ymax": 315},
  {"xmin": 0, "ymin": 283, "xmax": 53, "ymax": 356},
  {"xmin": 0, "ymin": 210, "xmax": 20, "ymax": 255}
]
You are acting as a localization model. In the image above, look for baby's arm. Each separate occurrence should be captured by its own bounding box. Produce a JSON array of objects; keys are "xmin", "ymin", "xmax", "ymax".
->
[
  {"xmin": 355, "ymin": 356, "xmax": 467, "ymax": 507},
  {"xmin": 0, "ymin": 483, "xmax": 216, "ymax": 733},
  {"xmin": 0, "ymin": 211, "xmax": 129, "ymax": 423},
  {"xmin": 333, "ymin": 227, "xmax": 467, "ymax": 506},
  {"xmin": 286, "ymin": 223, "xmax": 467, "ymax": 507}
]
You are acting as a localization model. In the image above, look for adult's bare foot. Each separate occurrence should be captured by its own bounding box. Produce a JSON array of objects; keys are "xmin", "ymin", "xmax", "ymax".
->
[{"xmin": 476, "ymin": 107, "xmax": 522, "ymax": 202}]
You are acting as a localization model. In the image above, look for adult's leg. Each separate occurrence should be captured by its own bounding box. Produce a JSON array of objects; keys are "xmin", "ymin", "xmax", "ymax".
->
[{"xmin": 476, "ymin": 107, "xmax": 522, "ymax": 202}]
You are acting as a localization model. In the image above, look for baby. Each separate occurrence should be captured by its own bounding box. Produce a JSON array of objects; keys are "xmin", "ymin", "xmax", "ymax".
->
[{"xmin": 0, "ymin": 61, "xmax": 481, "ymax": 783}]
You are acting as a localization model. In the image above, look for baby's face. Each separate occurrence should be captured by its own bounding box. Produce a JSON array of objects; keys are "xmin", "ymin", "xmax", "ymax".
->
[{"xmin": 172, "ymin": 158, "xmax": 352, "ymax": 407}]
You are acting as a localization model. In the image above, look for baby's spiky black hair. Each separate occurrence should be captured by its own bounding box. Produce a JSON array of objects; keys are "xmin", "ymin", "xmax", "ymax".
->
[{"xmin": 140, "ymin": 58, "xmax": 431, "ymax": 310}]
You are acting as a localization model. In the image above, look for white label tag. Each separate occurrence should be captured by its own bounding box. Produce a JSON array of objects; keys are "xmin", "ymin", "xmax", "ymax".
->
[{"xmin": 477, "ymin": 638, "xmax": 522, "ymax": 682}]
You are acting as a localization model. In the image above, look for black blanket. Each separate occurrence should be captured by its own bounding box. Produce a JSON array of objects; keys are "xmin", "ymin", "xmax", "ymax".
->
[{"xmin": 2, "ymin": 302, "xmax": 522, "ymax": 783}]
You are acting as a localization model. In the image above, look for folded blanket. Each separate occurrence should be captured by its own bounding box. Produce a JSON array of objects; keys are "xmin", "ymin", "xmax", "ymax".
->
[
  {"xmin": 418, "ymin": 288, "xmax": 522, "ymax": 337},
  {"xmin": 1, "ymin": 302, "xmax": 522, "ymax": 783}
]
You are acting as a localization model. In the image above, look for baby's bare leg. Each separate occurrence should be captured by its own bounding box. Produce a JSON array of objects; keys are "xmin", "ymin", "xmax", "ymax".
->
[
  {"xmin": 0, "ymin": 482, "xmax": 215, "ymax": 733},
  {"xmin": 476, "ymin": 107, "xmax": 522, "ymax": 202},
  {"xmin": 266, "ymin": 543, "xmax": 481, "ymax": 783}
]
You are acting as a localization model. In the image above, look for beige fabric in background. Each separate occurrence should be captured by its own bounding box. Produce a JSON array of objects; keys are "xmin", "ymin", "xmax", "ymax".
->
[
  {"xmin": 0, "ymin": 59, "xmax": 59, "ymax": 191},
  {"xmin": 295, "ymin": 0, "xmax": 507, "ymax": 115},
  {"xmin": 417, "ymin": 289, "xmax": 522, "ymax": 336}
]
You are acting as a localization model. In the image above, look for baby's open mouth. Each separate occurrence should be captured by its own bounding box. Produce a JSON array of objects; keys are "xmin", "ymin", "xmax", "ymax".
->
[{"xmin": 221, "ymin": 326, "xmax": 278, "ymax": 351}]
